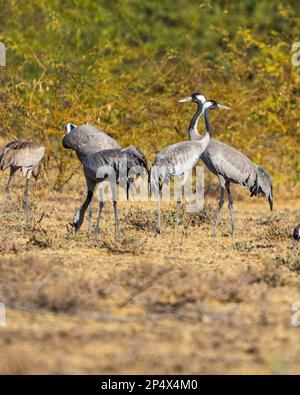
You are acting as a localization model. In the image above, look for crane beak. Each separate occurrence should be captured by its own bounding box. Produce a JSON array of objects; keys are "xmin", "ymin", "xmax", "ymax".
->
[
  {"xmin": 217, "ymin": 104, "xmax": 231, "ymax": 110},
  {"xmin": 178, "ymin": 96, "xmax": 192, "ymax": 103}
]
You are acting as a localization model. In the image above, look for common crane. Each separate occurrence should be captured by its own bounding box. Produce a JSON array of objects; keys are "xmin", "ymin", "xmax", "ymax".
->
[
  {"xmin": 73, "ymin": 147, "xmax": 148, "ymax": 237},
  {"xmin": 179, "ymin": 92, "xmax": 273, "ymax": 238},
  {"xmin": 0, "ymin": 141, "xmax": 45, "ymax": 223},
  {"xmin": 151, "ymin": 99, "xmax": 230, "ymax": 233},
  {"xmin": 62, "ymin": 123, "xmax": 121, "ymax": 234}
]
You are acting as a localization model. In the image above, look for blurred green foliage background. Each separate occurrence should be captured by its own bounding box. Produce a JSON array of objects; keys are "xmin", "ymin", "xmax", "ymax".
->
[{"xmin": 0, "ymin": 0, "xmax": 300, "ymax": 190}]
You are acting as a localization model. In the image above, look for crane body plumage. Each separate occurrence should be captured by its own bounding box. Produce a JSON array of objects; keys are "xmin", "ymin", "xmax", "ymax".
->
[
  {"xmin": 151, "ymin": 139, "xmax": 209, "ymax": 194},
  {"xmin": 0, "ymin": 141, "xmax": 44, "ymax": 174},
  {"xmin": 83, "ymin": 147, "xmax": 148, "ymax": 190},
  {"xmin": 201, "ymin": 139, "xmax": 272, "ymax": 205},
  {"xmin": 62, "ymin": 124, "xmax": 120, "ymax": 163}
]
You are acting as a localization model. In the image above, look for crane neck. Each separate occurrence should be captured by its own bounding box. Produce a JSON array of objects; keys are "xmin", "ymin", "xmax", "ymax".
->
[
  {"xmin": 203, "ymin": 108, "xmax": 212, "ymax": 138},
  {"xmin": 188, "ymin": 102, "xmax": 202, "ymax": 140},
  {"xmin": 195, "ymin": 108, "xmax": 212, "ymax": 153}
]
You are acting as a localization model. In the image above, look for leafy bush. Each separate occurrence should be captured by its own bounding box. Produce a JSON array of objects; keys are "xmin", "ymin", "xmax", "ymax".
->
[{"xmin": 0, "ymin": 1, "xmax": 299, "ymax": 189}]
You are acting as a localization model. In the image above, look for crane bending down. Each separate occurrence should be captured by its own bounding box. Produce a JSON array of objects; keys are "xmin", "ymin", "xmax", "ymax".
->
[
  {"xmin": 62, "ymin": 123, "xmax": 120, "ymax": 234},
  {"xmin": 0, "ymin": 141, "xmax": 45, "ymax": 223},
  {"xmin": 180, "ymin": 92, "xmax": 273, "ymax": 238},
  {"xmin": 73, "ymin": 147, "xmax": 148, "ymax": 237},
  {"xmin": 151, "ymin": 100, "xmax": 230, "ymax": 233}
]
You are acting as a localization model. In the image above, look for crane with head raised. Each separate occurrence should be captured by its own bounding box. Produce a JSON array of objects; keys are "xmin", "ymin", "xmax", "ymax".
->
[
  {"xmin": 151, "ymin": 99, "xmax": 230, "ymax": 233},
  {"xmin": 179, "ymin": 92, "xmax": 273, "ymax": 238}
]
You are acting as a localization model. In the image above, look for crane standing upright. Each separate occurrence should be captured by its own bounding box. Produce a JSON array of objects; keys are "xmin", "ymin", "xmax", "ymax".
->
[
  {"xmin": 151, "ymin": 99, "xmax": 230, "ymax": 233},
  {"xmin": 180, "ymin": 92, "xmax": 273, "ymax": 238},
  {"xmin": 0, "ymin": 141, "xmax": 45, "ymax": 223}
]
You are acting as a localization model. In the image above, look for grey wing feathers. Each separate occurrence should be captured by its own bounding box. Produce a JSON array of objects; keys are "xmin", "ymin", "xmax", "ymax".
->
[
  {"xmin": 83, "ymin": 149, "xmax": 118, "ymax": 181},
  {"xmin": 122, "ymin": 146, "xmax": 149, "ymax": 173},
  {"xmin": 75, "ymin": 125, "xmax": 120, "ymax": 149},
  {"xmin": 154, "ymin": 142, "xmax": 201, "ymax": 176},
  {"xmin": 83, "ymin": 147, "xmax": 149, "ymax": 182},
  {"xmin": 150, "ymin": 141, "xmax": 202, "ymax": 195},
  {"xmin": 202, "ymin": 140, "xmax": 257, "ymax": 185},
  {"xmin": 0, "ymin": 141, "xmax": 45, "ymax": 171},
  {"xmin": 12, "ymin": 144, "xmax": 45, "ymax": 168},
  {"xmin": 201, "ymin": 139, "xmax": 273, "ymax": 210}
]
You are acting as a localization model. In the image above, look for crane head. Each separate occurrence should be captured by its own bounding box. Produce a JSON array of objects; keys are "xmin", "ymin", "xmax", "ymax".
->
[
  {"xmin": 66, "ymin": 123, "xmax": 77, "ymax": 134},
  {"xmin": 203, "ymin": 100, "xmax": 231, "ymax": 111},
  {"xmin": 178, "ymin": 92, "xmax": 207, "ymax": 104}
]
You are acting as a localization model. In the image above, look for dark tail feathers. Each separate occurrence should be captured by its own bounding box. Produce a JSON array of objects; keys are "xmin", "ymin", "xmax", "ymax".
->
[
  {"xmin": 122, "ymin": 146, "xmax": 148, "ymax": 172},
  {"xmin": 250, "ymin": 167, "xmax": 273, "ymax": 211}
]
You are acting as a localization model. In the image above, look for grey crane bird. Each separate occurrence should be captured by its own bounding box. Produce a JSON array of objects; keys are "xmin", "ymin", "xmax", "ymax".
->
[
  {"xmin": 73, "ymin": 146, "xmax": 148, "ymax": 237},
  {"xmin": 62, "ymin": 123, "xmax": 121, "ymax": 234},
  {"xmin": 151, "ymin": 100, "xmax": 230, "ymax": 233},
  {"xmin": 0, "ymin": 141, "xmax": 45, "ymax": 223},
  {"xmin": 179, "ymin": 92, "xmax": 273, "ymax": 238}
]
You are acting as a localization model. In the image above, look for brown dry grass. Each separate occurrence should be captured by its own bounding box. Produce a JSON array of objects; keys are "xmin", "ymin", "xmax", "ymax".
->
[{"xmin": 1, "ymin": 170, "xmax": 300, "ymax": 374}]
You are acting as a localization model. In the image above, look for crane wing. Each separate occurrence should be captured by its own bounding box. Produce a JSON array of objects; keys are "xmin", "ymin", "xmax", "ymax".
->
[
  {"xmin": 11, "ymin": 144, "xmax": 45, "ymax": 168},
  {"xmin": 202, "ymin": 140, "xmax": 257, "ymax": 186},
  {"xmin": 0, "ymin": 142, "xmax": 45, "ymax": 170},
  {"xmin": 154, "ymin": 141, "xmax": 202, "ymax": 178},
  {"xmin": 122, "ymin": 146, "xmax": 148, "ymax": 171}
]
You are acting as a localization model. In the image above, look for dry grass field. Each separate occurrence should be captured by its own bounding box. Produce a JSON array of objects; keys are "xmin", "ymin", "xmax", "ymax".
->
[
  {"xmin": 0, "ymin": 169, "xmax": 300, "ymax": 375},
  {"xmin": 1, "ymin": 0, "xmax": 300, "ymax": 377}
]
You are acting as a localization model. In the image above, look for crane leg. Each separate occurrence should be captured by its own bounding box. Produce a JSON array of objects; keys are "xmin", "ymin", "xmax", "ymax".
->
[
  {"xmin": 212, "ymin": 186, "xmax": 225, "ymax": 237},
  {"xmin": 175, "ymin": 186, "xmax": 182, "ymax": 231},
  {"xmin": 0, "ymin": 169, "xmax": 15, "ymax": 216},
  {"xmin": 111, "ymin": 182, "xmax": 121, "ymax": 238},
  {"xmin": 156, "ymin": 187, "xmax": 161, "ymax": 234},
  {"xmin": 87, "ymin": 199, "xmax": 93, "ymax": 236},
  {"xmin": 95, "ymin": 201, "xmax": 105, "ymax": 237},
  {"xmin": 23, "ymin": 177, "xmax": 30, "ymax": 225},
  {"xmin": 74, "ymin": 186, "xmax": 95, "ymax": 232},
  {"xmin": 113, "ymin": 201, "xmax": 121, "ymax": 238},
  {"xmin": 95, "ymin": 185, "xmax": 105, "ymax": 237},
  {"xmin": 226, "ymin": 181, "xmax": 236, "ymax": 238}
]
